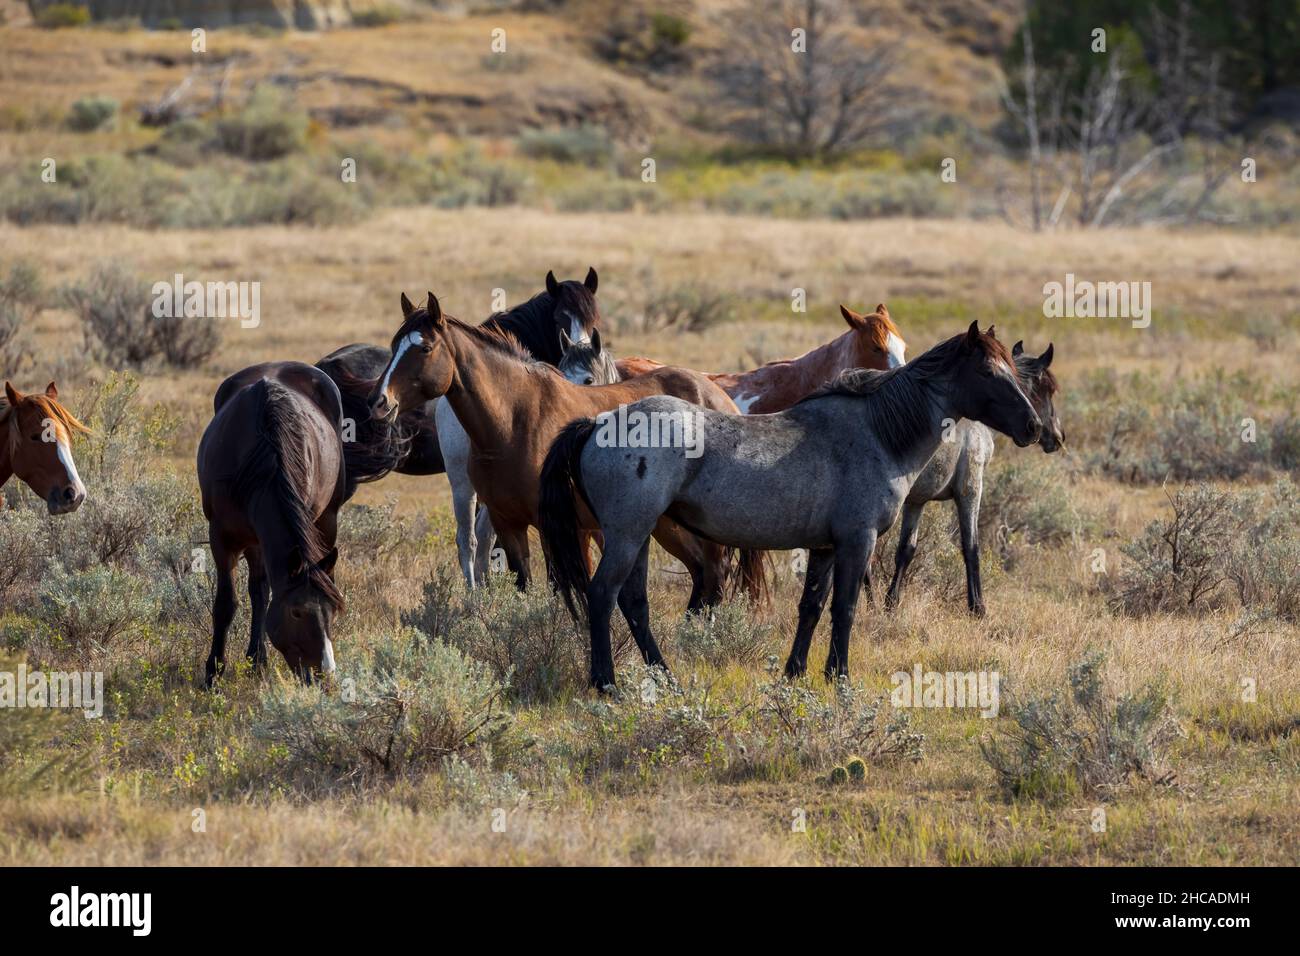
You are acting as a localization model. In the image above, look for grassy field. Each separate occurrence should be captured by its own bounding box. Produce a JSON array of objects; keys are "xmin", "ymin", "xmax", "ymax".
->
[{"xmin": 2, "ymin": 208, "xmax": 1299, "ymax": 865}]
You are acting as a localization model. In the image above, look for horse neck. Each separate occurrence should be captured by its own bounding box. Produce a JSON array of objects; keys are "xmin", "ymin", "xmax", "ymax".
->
[
  {"xmin": 875, "ymin": 365, "xmax": 961, "ymax": 477},
  {"xmin": 761, "ymin": 332, "xmax": 857, "ymax": 388},
  {"xmin": 443, "ymin": 324, "xmax": 535, "ymax": 450}
]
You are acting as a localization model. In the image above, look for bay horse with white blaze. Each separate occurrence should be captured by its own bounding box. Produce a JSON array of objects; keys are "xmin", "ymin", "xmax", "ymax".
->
[
  {"xmin": 540, "ymin": 323, "xmax": 1041, "ymax": 689},
  {"xmin": 327, "ymin": 270, "xmax": 603, "ymax": 587},
  {"xmin": 1, "ymin": 381, "xmax": 87, "ymax": 514},
  {"xmin": 198, "ymin": 362, "xmax": 347, "ymax": 686},
  {"xmin": 367, "ymin": 293, "xmax": 763, "ymax": 612}
]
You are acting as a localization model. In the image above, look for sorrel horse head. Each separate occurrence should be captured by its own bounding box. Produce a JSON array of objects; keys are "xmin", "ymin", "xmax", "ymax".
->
[
  {"xmin": 366, "ymin": 292, "xmax": 761, "ymax": 612},
  {"xmin": 1, "ymin": 381, "xmax": 87, "ymax": 514},
  {"xmin": 883, "ymin": 337, "xmax": 1066, "ymax": 617},
  {"xmin": 540, "ymin": 322, "xmax": 1040, "ymax": 689},
  {"xmin": 197, "ymin": 362, "xmax": 347, "ymax": 686},
  {"xmin": 614, "ymin": 303, "xmax": 905, "ymax": 414}
]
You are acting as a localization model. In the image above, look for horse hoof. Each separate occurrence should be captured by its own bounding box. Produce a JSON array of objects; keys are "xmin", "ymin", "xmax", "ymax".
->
[
  {"xmin": 969, "ymin": 604, "xmax": 986, "ymax": 618},
  {"xmin": 783, "ymin": 661, "xmax": 805, "ymax": 681}
]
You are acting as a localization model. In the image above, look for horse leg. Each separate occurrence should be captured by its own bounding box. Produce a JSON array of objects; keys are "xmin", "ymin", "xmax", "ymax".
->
[
  {"xmin": 587, "ymin": 535, "xmax": 646, "ymax": 690},
  {"xmin": 956, "ymin": 481, "xmax": 985, "ymax": 616},
  {"xmin": 438, "ymin": 401, "xmax": 479, "ymax": 588},
  {"xmin": 495, "ymin": 520, "xmax": 531, "ymax": 591},
  {"xmin": 651, "ymin": 518, "xmax": 714, "ymax": 613},
  {"xmin": 885, "ymin": 501, "xmax": 924, "ymax": 610},
  {"xmin": 204, "ymin": 538, "xmax": 240, "ymax": 688},
  {"xmin": 824, "ymin": 533, "xmax": 874, "ymax": 682},
  {"xmin": 784, "ymin": 547, "xmax": 834, "ymax": 679},
  {"xmin": 244, "ymin": 546, "xmax": 269, "ymax": 671},
  {"xmin": 616, "ymin": 539, "xmax": 666, "ymax": 670},
  {"xmin": 472, "ymin": 504, "xmax": 495, "ymax": 581}
]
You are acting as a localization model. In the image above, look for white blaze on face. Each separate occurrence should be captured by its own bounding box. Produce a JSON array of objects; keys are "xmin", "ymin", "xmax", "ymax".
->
[
  {"xmin": 567, "ymin": 313, "xmax": 590, "ymax": 345},
  {"xmin": 886, "ymin": 332, "xmax": 907, "ymax": 369},
  {"xmin": 320, "ymin": 636, "xmax": 336, "ymax": 674},
  {"xmin": 377, "ymin": 331, "xmax": 425, "ymax": 407},
  {"xmin": 56, "ymin": 436, "xmax": 86, "ymax": 497}
]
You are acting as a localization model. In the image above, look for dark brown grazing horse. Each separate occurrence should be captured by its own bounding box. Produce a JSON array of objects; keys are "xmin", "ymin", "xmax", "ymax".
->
[
  {"xmin": 1, "ymin": 381, "xmax": 88, "ymax": 514},
  {"xmin": 197, "ymin": 362, "xmax": 346, "ymax": 686}
]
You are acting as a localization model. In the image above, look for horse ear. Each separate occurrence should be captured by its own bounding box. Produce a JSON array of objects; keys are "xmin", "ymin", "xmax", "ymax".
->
[
  {"xmin": 4, "ymin": 381, "xmax": 20, "ymax": 406},
  {"xmin": 559, "ymin": 328, "xmax": 573, "ymax": 350},
  {"xmin": 839, "ymin": 304, "xmax": 864, "ymax": 329},
  {"xmin": 44, "ymin": 381, "xmax": 58, "ymax": 399},
  {"xmin": 1012, "ymin": 340, "xmax": 1024, "ymax": 356},
  {"xmin": 584, "ymin": 267, "xmax": 598, "ymax": 294},
  {"xmin": 546, "ymin": 270, "xmax": 560, "ymax": 297},
  {"xmin": 425, "ymin": 292, "xmax": 444, "ymax": 328},
  {"xmin": 400, "ymin": 292, "xmax": 415, "ymax": 318},
  {"xmin": 591, "ymin": 328, "xmax": 602, "ymax": 354},
  {"xmin": 987, "ymin": 325, "xmax": 997, "ymax": 339},
  {"xmin": 318, "ymin": 548, "xmax": 338, "ymax": 576},
  {"xmin": 874, "ymin": 303, "xmax": 889, "ymax": 319},
  {"xmin": 1040, "ymin": 343, "xmax": 1054, "ymax": 367},
  {"xmin": 964, "ymin": 320, "xmax": 981, "ymax": 347}
]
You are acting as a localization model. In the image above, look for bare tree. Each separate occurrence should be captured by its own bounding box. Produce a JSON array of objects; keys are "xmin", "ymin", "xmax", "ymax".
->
[{"xmin": 708, "ymin": 0, "xmax": 904, "ymax": 159}]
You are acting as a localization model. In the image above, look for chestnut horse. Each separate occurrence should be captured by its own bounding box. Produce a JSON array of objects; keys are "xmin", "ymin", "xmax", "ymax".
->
[
  {"xmin": 616, "ymin": 304, "xmax": 905, "ymax": 413},
  {"xmin": 198, "ymin": 362, "xmax": 346, "ymax": 686},
  {"xmin": 1, "ymin": 381, "xmax": 87, "ymax": 514},
  {"xmin": 367, "ymin": 293, "xmax": 764, "ymax": 610}
]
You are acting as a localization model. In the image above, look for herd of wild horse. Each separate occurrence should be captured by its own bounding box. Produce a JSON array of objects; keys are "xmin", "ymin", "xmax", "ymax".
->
[{"xmin": 1, "ymin": 268, "xmax": 1063, "ymax": 690}]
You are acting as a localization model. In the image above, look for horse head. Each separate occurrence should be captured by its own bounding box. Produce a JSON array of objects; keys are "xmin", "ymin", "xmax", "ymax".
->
[
  {"xmin": 545, "ymin": 267, "xmax": 600, "ymax": 351},
  {"xmin": 368, "ymin": 292, "xmax": 457, "ymax": 420},
  {"xmin": 1012, "ymin": 340, "xmax": 1064, "ymax": 453},
  {"xmin": 558, "ymin": 328, "xmax": 619, "ymax": 385},
  {"xmin": 840, "ymin": 303, "xmax": 906, "ymax": 370},
  {"xmin": 950, "ymin": 323, "xmax": 1041, "ymax": 448},
  {"xmin": 2, "ymin": 381, "xmax": 88, "ymax": 514}
]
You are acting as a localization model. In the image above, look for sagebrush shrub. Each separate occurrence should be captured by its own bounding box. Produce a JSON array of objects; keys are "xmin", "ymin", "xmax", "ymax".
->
[
  {"xmin": 254, "ymin": 631, "xmax": 518, "ymax": 788},
  {"xmin": 671, "ymin": 598, "xmax": 773, "ymax": 668},
  {"xmin": 64, "ymin": 261, "xmax": 219, "ymax": 370},
  {"xmin": 404, "ymin": 568, "xmax": 586, "ymax": 704},
  {"xmin": 980, "ymin": 652, "xmax": 1182, "ymax": 802},
  {"xmin": 66, "ymin": 96, "xmax": 118, "ymax": 133}
]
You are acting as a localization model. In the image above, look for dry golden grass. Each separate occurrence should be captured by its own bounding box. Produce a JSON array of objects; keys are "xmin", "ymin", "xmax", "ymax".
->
[{"xmin": 3, "ymin": 208, "xmax": 1299, "ymax": 867}]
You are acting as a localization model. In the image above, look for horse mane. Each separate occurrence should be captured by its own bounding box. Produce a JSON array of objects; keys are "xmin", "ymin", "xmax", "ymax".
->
[
  {"xmin": 1, "ymin": 391, "xmax": 90, "ymax": 456},
  {"xmin": 799, "ymin": 331, "xmax": 1014, "ymax": 457},
  {"xmin": 231, "ymin": 379, "xmax": 344, "ymax": 610},
  {"xmin": 329, "ymin": 365, "xmax": 414, "ymax": 483},
  {"xmin": 863, "ymin": 307, "xmax": 903, "ymax": 353},
  {"xmin": 397, "ymin": 306, "xmax": 548, "ymax": 372},
  {"xmin": 486, "ymin": 287, "xmax": 597, "ymax": 364}
]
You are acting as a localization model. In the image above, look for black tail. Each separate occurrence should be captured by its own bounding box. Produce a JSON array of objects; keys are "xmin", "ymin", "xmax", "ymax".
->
[{"xmin": 539, "ymin": 418, "xmax": 598, "ymax": 622}]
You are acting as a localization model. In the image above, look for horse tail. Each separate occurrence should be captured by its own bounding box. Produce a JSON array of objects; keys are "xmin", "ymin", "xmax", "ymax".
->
[
  {"xmin": 539, "ymin": 418, "xmax": 598, "ymax": 621},
  {"xmin": 726, "ymin": 548, "xmax": 773, "ymax": 607}
]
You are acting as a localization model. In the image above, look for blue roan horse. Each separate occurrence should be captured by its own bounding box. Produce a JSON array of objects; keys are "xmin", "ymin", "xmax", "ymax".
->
[{"xmin": 540, "ymin": 323, "xmax": 1042, "ymax": 689}]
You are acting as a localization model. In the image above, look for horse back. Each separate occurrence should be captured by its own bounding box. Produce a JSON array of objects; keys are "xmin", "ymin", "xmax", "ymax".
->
[
  {"xmin": 200, "ymin": 362, "xmax": 347, "ymax": 522},
  {"xmin": 610, "ymin": 366, "xmax": 739, "ymax": 414}
]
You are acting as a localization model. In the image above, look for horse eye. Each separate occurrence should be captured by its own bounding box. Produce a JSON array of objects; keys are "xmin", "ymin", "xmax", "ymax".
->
[{"xmin": 584, "ymin": 377, "xmax": 594, "ymax": 385}]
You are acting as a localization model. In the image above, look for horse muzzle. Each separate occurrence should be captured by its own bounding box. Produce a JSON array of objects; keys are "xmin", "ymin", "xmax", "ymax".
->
[{"xmin": 47, "ymin": 483, "xmax": 85, "ymax": 515}]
